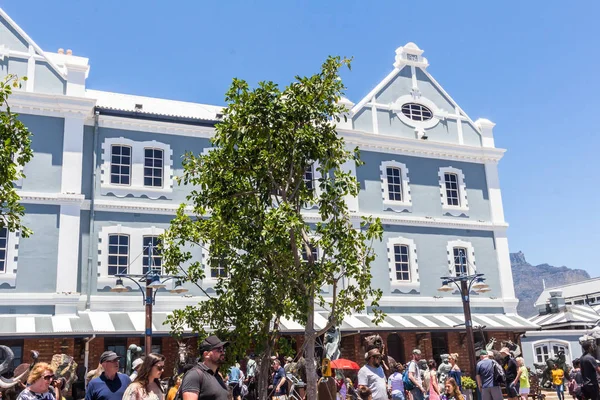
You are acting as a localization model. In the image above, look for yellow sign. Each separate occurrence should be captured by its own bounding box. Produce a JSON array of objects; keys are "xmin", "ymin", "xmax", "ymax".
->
[{"xmin": 321, "ymin": 358, "xmax": 331, "ymax": 377}]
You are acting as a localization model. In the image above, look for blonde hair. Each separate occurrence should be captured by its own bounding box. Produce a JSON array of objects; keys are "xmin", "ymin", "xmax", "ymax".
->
[
  {"xmin": 28, "ymin": 362, "xmax": 55, "ymax": 384},
  {"xmin": 516, "ymin": 357, "xmax": 524, "ymax": 366},
  {"xmin": 449, "ymin": 353, "xmax": 459, "ymax": 361}
]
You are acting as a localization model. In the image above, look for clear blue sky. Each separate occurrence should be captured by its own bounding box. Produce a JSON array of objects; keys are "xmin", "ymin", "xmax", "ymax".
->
[{"xmin": 4, "ymin": 0, "xmax": 600, "ymax": 275}]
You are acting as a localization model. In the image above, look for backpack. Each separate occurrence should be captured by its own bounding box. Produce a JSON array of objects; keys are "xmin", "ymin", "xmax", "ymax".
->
[
  {"xmin": 493, "ymin": 360, "xmax": 506, "ymax": 386},
  {"xmin": 174, "ymin": 367, "xmax": 205, "ymax": 400},
  {"xmin": 403, "ymin": 362, "xmax": 416, "ymax": 391}
]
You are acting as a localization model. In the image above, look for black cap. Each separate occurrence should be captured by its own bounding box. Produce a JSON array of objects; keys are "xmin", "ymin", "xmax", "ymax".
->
[
  {"xmin": 200, "ymin": 335, "xmax": 229, "ymax": 352},
  {"xmin": 100, "ymin": 351, "xmax": 121, "ymax": 363}
]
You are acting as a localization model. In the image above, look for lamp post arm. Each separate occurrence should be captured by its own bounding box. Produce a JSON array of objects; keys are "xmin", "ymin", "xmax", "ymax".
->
[
  {"xmin": 151, "ymin": 277, "xmax": 177, "ymax": 304},
  {"xmin": 116, "ymin": 274, "xmax": 147, "ymax": 303}
]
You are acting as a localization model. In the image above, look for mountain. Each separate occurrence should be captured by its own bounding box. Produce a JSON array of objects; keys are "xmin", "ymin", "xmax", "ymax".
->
[{"xmin": 510, "ymin": 251, "xmax": 591, "ymax": 317}]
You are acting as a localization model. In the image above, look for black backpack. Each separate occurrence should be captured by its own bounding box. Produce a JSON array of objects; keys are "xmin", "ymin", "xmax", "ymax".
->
[{"xmin": 493, "ymin": 360, "xmax": 506, "ymax": 386}]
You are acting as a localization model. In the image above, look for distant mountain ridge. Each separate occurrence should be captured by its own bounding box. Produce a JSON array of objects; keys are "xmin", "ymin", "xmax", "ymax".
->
[{"xmin": 510, "ymin": 251, "xmax": 591, "ymax": 317}]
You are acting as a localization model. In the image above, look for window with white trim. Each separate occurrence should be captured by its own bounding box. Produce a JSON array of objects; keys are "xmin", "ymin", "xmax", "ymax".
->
[
  {"xmin": 304, "ymin": 165, "xmax": 315, "ymax": 194},
  {"xmin": 110, "ymin": 145, "xmax": 131, "ymax": 185},
  {"xmin": 380, "ymin": 161, "xmax": 412, "ymax": 212},
  {"xmin": 144, "ymin": 148, "xmax": 164, "ymax": 188},
  {"xmin": 446, "ymin": 240, "xmax": 476, "ymax": 276},
  {"xmin": 387, "ymin": 237, "xmax": 419, "ymax": 290},
  {"xmin": 438, "ymin": 167, "xmax": 469, "ymax": 215},
  {"xmin": 101, "ymin": 138, "xmax": 173, "ymax": 199},
  {"xmin": 98, "ymin": 226, "xmax": 165, "ymax": 288},
  {"xmin": 210, "ymin": 260, "xmax": 227, "ymax": 279},
  {"xmin": 533, "ymin": 341, "xmax": 570, "ymax": 364},
  {"xmin": 401, "ymin": 103, "xmax": 433, "ymax": 122},
  {"xmin": 0, "ymin": 227, "xmax": 7, "ymax": 273},
  {"xmin": 107, "ymin": 234, "xmax": 129, "ymax": 275},
  {"xmin": 393, "ymin": 244, "xmax": 411, "ymax": 281},
  {"xmin": 142, "ymin": 236, "xmax": 162, "ymax": 274},
  {"xmin": 453, "ymin": 247, "xmax": 468, "ymax": 276},
  {"xmin": 301, "ymin": 244, "xmax": 319, "ymax": 263}
]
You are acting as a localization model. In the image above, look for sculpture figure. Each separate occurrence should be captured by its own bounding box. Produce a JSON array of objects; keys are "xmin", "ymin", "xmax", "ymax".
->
[
  {"xmin": 126, "ymin": 344, "xmax": 143, "ymax": 375},
  {"xmin": 324, "ymin": 326, "xmax": 341, "ymax": 361},
  {"xmin": 437, "ymin": 354, "xmax": 451, "ymax": 387}
]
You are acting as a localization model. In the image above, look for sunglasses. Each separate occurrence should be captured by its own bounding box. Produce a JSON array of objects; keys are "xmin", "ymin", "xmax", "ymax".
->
[
  {"xmin": 212, "ymin": 347, "xmax": 225, "ymax": 353},
  {"xmin": 154, "ymin": 365, "xmax": 165, "ymax": 371},
  {"xmin": 43, "ymin": 375, "xmax": 55, "ymax": 381}
]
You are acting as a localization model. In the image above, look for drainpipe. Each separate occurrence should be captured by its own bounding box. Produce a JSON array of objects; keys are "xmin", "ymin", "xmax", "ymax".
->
[
  {"xmin": 85, "ymin": 110, "xmax": 100, "ymax": 309},
  {"xmin": 84, "ymin": 334, "xmax": 96, "ymax": 389}
]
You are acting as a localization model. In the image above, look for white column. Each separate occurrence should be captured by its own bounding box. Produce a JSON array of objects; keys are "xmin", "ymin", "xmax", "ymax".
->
[
  {"xmin": 341, "ymin": 157, "xmax": 359, "ymax": 213},
  {"xmin": 26, "ymin": 45, "xmax": 35, "ymax": 92},
  {"xmin": 55, "ymin": 115, "xmax": 85, "ymax": 300},
  {"xmin": 485, "ymin": 160, "xmax": 517, "ymax": 311}
]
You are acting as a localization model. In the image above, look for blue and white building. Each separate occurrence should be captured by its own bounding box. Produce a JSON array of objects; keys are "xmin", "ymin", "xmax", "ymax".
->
[{"xmin": 0, "ymin": 8, "xmax": 535, "ymax": 369}]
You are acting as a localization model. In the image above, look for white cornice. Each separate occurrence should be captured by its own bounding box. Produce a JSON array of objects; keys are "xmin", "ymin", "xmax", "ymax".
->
[
  {"xmin": 339, "ymin": 128, "xmax": 505, "ymax": 163},
  {"xmin": 8, "ymin": 91, "xmax": 96, "ymax": 118},
  {"xmin": 18, "ymin": 191, "xmax": 85, "ymax": 206},
  {"xmin": 88, "ymin": 115, "xmax": 215, "ymax": 138},
  {"xmin": 85, "ymin": 197, "xmax": 507, "ymax": 231},
  {"xmin": 0, "ymin": 292, "xmax": 80, "ymax": 306}
]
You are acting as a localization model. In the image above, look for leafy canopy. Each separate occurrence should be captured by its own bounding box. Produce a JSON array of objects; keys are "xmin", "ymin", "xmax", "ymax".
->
[
  {"xmin": 0, "ymin": 75, "xmax": 33, "ymax": 237},
  {"xmin": 162, "ymin": 56, "xmax": 383, "ymax": 363}
]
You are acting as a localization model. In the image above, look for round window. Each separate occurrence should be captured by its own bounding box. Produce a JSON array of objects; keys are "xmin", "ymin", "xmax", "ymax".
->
[{"xmin": 401, "ymin": 103, "xmax": 433, "ymax": 121}]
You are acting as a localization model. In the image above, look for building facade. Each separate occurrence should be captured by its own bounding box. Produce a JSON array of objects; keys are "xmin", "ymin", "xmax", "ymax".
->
[{"xmin": 0, "ymin": 8, "xmax": 535, "ymax": 374}]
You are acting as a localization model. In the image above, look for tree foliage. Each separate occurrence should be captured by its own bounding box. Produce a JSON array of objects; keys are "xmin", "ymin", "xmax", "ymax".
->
[
  {"xmin": 162, "ymin": 56, "xmax": 383, "ymax": 399},
  {"xmin": 0, "ymin": 75, "xmax": 33, "ymax": 237}
]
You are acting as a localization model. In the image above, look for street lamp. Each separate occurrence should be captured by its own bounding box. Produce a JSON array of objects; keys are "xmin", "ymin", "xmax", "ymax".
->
[
  {"xmin": 438, "ymin": 272, "xmax": 489, "ymax": 378},
  {"xmin": 110, "ymin": 243, "xmax": 188, "ymax": 355}
]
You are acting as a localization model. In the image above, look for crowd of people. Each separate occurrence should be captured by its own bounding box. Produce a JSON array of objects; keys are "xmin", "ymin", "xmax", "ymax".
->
[{"xmin": 5, "ymin": 334, "xmax": 600, "ymax": 400}]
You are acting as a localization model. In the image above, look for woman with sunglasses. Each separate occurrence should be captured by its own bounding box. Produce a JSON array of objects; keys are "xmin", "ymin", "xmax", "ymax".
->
[
  {"xmin": 16, "ymin": 363, "xmax": 59, "ymax": 400},
  {"xmin": 123, "ymin": 353, "xmax": 166, "ymax": 400}
]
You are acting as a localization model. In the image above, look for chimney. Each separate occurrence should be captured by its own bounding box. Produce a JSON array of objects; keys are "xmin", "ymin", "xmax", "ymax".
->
[{"xmin": 547, "ymin": 290, "xmax": 566, "ymax": 313}]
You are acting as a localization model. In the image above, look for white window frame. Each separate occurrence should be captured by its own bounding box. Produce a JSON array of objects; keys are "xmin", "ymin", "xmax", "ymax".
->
[
  {"xmin": 101, "ymin": 138, "xmax": 173, "ymax": 199},
  {"xmin": 380, "ymin": 161, "xmax": 412, "ymax": 212},
  {"xmin": 302, "ymin": 162, "xmax": 323, "ymax": 210},
  {"xmin": 438, "ymin": 167, "xmax": 469, "ymax": 215},
  {"xmin": 387, "ymin": 236, "xmax": 419, "ymax": 291},
  {"xmin": 142, "ymin": 235, "xmax": 163, "ymax": 275},
  {"xmin": 98, "ymin": 225, "xmax": 164, "ymax": 289},
  {"xmin": 143, "ymin": 147, "xmax": 165, "ymax": 188},
  {"xmin": 0, "ymin": 229, "xmax": 20, "ymax": 288},
  {"xmin": 532, "ymin": 340, "xmax": 571, "ymax": 365},
  {"xmin": 109, "ymin": 145, "xmax": 132, "ymax": 186},
  {"xmin": 446, "ymin": 240, "xmax": 476, "ymax": 276},
  {"xmin": 390, "ymin": 95, "xmax": 441, "ymax": 130}
]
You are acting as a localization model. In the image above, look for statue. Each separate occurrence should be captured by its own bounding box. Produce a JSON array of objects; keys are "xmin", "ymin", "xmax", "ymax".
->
[
  {"xmin": 324, "ymin": 326, "xmax": 341, "ymax": 361},
  {"xmin": 50, "ymin": 354, "xmax": 78, "ymax": 396},
  {"xmin": 437, "ymin": 354, "xmax": 451, "ymax": 387},
  {"xmin": 175, "ymin": 340, "xmax": 195, "ymax": 375},
  {"xmin": 364, "ymin": 334, "xmax": 396, "ymax": 377},
  {"xmin": 126, "ymin": 344, "xmax": 143, "ymax": 375},
  {"xmin": 533, "ymin": 350, "xmax": 566, "ymax": 388},
  {"xmin": 0, "ymin": 346, "xmax": 30, "ymax": 391}
]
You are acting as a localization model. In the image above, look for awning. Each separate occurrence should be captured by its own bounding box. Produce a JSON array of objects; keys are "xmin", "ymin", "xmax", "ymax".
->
[
  {"xmin": 529, "ymin": 305, "xmax": 600, "ymax": 328},
  {"xmin": 280, "ymin": 311, "xmax": 538, "ymax": 333},
  {"xmin": 0, "ymin": 311, "xmax": 538, "ymax": 337}
]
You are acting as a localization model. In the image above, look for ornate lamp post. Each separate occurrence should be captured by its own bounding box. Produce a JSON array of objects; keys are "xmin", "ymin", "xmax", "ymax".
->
[
  {"xmin": 438, "ymin": 272, "xmax": 490, "ymax": 377},
  {"xmin": 111, "ymin": 244, "xmax": 188, "ymax": 355}
]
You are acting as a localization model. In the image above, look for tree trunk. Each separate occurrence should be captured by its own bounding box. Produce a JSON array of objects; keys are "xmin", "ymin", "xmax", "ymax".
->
[
  {"xmin": 258, "ymin": 324, "xmax": 274, "ymax": 400},
  {"xmin": 305, "ymin": 293, "xmax": 318, "ymax": 400}
]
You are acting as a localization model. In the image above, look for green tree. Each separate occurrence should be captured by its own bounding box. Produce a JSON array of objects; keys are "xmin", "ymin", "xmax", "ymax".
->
[
  {"xmin": 0, "ymin": 75, "xmax": 33, "ymax": 237},
  {"xmin": 162, "ymin": 56, "xmax": 383, "ymax": 399}
]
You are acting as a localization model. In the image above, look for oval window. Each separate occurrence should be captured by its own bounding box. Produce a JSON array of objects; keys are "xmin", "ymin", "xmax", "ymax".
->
[{"xmin": 401, "ymin": 103, "xmax": 433, "ymax": 121}]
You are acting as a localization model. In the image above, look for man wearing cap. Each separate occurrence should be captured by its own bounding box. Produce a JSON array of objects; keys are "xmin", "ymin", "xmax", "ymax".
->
[
  {"xmin": 407, "ymin": 349, "xmax": 426, "ymax": 400},
  {"xmin": 500, "ymin": 347, "xmax": 519, "ymax": 400},
  {"xmin": 129, "ymin": 358, "xmax": 144, "ymax": 380},
  {"xmin": 85, "ymin": 351, "xmax": 131, "ymax": 400},
  {"xmin": 180, "ymin": 335, "xmax": 229, "ymax": 400},
  {"xmin": 358, "ymin": 349, "xmax": 388, "ymax": 400},
  {"xmin": 476, "ymin": 350, "xmax": 502, "ymax": 400}
]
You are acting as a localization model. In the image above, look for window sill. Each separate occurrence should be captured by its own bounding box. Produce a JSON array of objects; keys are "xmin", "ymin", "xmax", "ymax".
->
[
  {"xmin": 390, "ymin": 282, "xmax": 420, "ymax": 293},
  {"xmin": 0, "ymin": 273, "xmax": 16, "ymax": 288},
  {"xmin": 383, "ymin": 201, "xmax": 412, "ymax": 213},
  {"xmin": 441, "ymin": 205, "xmax": 469, "ymax": 217},
  {"xmin": 101, "ymin": 185, "xmax": 173, "ymax": 200}
]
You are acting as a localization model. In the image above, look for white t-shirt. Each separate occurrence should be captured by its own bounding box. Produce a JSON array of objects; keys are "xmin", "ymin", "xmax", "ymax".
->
[
  {"xmin": 408, "ymin": 361, "xmax": 422, "ymax": 387},
  {"xmin": 388, "ymin": 371, "xmax": 404, "ymax": 394},
  {"xmin": 358, "ymin": 365, "xmax": 388, "ymax": 400}
]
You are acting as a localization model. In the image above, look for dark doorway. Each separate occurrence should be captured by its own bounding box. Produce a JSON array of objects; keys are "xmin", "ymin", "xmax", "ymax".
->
[
  {"xmin": 431, "ymin": 332, "xmax": 448, "ymax": 366},
  {"xmin": 387, "ymin": 333, "xmax": 405, "ymax": 364}
]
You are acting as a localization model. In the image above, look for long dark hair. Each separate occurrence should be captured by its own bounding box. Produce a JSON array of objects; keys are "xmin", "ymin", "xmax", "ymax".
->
[
  {"xmin": 446, "ymin": 378, "xmax": 463, "ymax": 400},
  {"xmin": 133, "ymin": 353, "xmax": 165, "ymax": 393}
]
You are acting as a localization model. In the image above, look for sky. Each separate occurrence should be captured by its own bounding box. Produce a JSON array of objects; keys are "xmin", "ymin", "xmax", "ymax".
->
[{"xmin": 3, "ymin": 0, "xmax": 600, "ymax": 275}]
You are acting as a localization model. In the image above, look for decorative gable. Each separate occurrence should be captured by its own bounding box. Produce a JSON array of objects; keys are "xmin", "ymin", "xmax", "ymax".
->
[
  {"xmin": 348, "ymin": 42, "xmax": 494, "ymax": 148},
  {"xmin": 0, "ymin": 8, "xmax": 89, "ymax": 96}
]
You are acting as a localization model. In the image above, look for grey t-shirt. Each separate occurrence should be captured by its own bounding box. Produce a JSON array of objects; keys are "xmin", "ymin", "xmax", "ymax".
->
[
  {"xmin": 408, "ymin": 361, "xmax": 422, "ymax": 387},
  {"xmin": 180, "ymin": 363, "xmax": 228, "ymax": 400},
  {"xmin": 358, "ymin": 365, "xmax": 388, "ymax": 400},
  {"xmin": 476, "ymin": 358, "xmax": 496, "ymax": 388}
]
